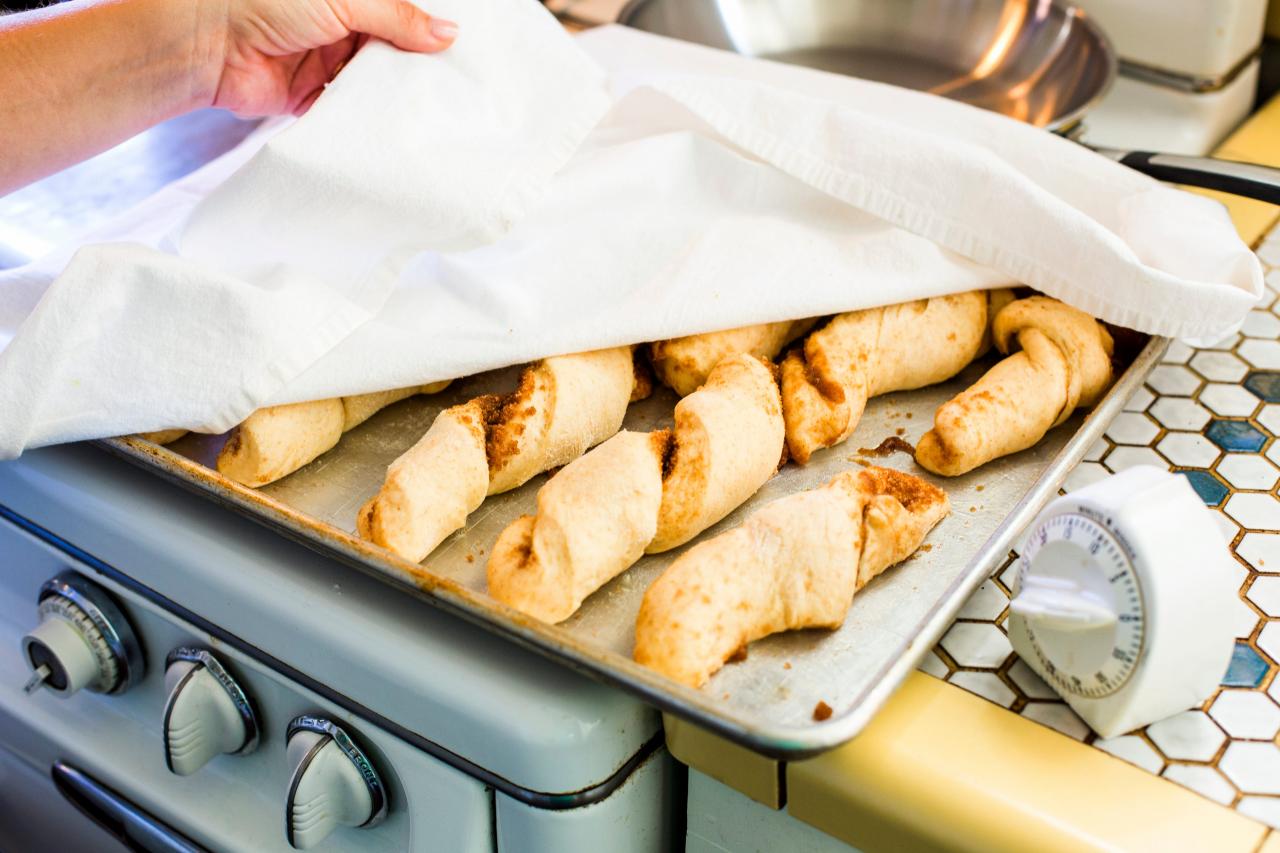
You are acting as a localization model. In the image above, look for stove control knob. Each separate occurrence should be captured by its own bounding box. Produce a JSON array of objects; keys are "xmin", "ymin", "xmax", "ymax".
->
[
  {"xmin": 163, "ymin": 648, "xmax": 259, "ymax": 775},
  {"xmin": 284, "ymin": 716, "xmax": 388, "ymax": 849},
  {"xmin": 21, "ymin": 572, "xmax": 143, "ymax": 697}
]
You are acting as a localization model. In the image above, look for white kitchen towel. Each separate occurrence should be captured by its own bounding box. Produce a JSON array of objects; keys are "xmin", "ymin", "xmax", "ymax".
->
[{"xmin": 0, "ymin": 17, "xmax": 1263, "ymax": 457}]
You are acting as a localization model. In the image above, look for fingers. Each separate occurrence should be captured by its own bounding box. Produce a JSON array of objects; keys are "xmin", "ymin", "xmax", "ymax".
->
[{"xmin": 338, "ymin": 0, "xmax": 457, "ymax": 53}]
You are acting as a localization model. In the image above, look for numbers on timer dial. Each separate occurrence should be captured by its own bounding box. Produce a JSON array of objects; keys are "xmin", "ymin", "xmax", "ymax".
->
[{"xmin": 1016, "ymin": 513, "xmax": 1145, "ymax": 699}]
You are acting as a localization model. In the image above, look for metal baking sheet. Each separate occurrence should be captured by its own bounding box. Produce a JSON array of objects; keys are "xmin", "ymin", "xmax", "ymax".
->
[{"xmin": 99, "ymin": 336, "xmax": 1166, "ymax": 758}]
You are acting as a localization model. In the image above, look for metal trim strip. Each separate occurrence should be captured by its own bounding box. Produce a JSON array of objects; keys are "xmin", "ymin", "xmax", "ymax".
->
[{"xmin": 0, "ymin": 503, "xmax": 663, "ymax": 811}]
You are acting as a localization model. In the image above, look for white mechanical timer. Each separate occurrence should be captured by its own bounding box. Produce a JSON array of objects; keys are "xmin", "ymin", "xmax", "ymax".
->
[{"xmin": 1008, "ymin": 466, "xmax": 1238, "ymax": 737}]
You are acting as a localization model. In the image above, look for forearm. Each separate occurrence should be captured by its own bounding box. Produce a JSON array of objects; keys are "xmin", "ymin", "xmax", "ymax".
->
[{"xmin": 0, "ymin": 0, "xmax": 225, "ymax": 195}]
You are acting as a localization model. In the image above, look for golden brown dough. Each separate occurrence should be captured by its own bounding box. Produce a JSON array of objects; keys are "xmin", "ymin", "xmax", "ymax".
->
[
  {"xmin": 634, "ymin": 466, "xmax": 949, "ymax": 688},
  {"xmin": 916, "ymin": 296, "xmax": 1114, "ymax": 477},
  {"xmin": 650, "ymin": 319, "xmax": 819, "ymax": 397},
  {"xmin": 341, "ymin": 381, "xmax": 451, "ymax": 431},
  {"xmin": 780, "ymin": 292, "xmax": 992, "ymax": 464},
  {"xmin": 136, "ymin": 429, "xmax": 189, "ymax": 445},
  {"xmin": 217, "ymin": 383, "xmax": 450, "ymax": 488},
  {"xmin": 488, "ymin": 354, "xmax": 784, "ymax": 623},
  {"xmin": 359, "ymin": 347, "xmax": 646, "ymax": 563}
]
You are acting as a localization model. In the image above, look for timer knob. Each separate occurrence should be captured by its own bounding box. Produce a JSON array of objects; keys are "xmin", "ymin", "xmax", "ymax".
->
[
  {"xmin": 1009, "ymin": 466, "xmax": 1237, "ymax": 737},
  {"xmin": 284, "ymin": 716, "xmax": 388, "ymax": 849},
  {"xmin": 21, "ymin": 572, "xmax": 143, "ymax": 697},
  {"xmin": 163, "ymin": 648, "xmax": 259, "ymax": 775}
]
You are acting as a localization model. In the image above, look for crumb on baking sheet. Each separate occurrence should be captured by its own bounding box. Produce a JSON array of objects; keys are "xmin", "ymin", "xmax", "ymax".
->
[
  {"xmin": 783, "ymin": 661, "xmax": 792, "ymax": 670},
  {"xmin": 465, "ymin": 554, "xmax": 475, "ymax": 563},
  {"xmin": 969, "ymin": 506, "xmax": 977, "ymax": 512},
  {"xmin": 975, "ymin": 484, "xmax": 985, "ymax": 492},
  {"xmin": 859, "ymin": 436, "xmax": 915, "ymax": 457},
  {"xmin": 813, "ymin": 701, "xmax": 833, "ymax": 721},
  {"xmin": 895, "ymin": 427, "xmax": 906, "ymax": 436},
  {"xmin": 920, "ymin": 543, "xmax": 932, "ymax": 552}
]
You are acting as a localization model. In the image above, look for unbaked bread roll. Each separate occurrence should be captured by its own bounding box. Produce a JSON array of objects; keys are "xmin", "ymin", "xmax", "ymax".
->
[
  {"xmin": 359, "ymin": 347, "xmax": 647, "ymax": 563},
  {"xmin": 781, "ymin": 292, "xmax": 996, "ymax": 464},
  {"xmin": 916, "ymin": 296, "xmax": 1114, "ymax": 477},
  {"xmin": 651, "ymin": 319, "xmax": 819, "ymax": 397},
  {"xmin": 635, "ymin": 466, "xmax": 949, "ymax": 688},
  {"xmin": 137, "ymin": 429, "xmax": 189, "ymax": 445},
  {"xmin": 217, "ymin": 382, "xmax": 451, "ymax": 488},
  {"xmin": 488, "ymin": 354, "xmax": 784, "ymax": 623}
]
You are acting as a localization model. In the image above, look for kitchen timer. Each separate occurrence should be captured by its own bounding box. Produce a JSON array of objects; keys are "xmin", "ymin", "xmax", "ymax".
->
[{"xmin": 1008, "ymin": 466, "xmax": 1238, "ymax": 738}]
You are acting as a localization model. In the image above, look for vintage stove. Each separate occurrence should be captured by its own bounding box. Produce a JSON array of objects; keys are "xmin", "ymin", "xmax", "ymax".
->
[{"xmin": 0, "ymin": 443, "xmax": 675, "ymax": 851}]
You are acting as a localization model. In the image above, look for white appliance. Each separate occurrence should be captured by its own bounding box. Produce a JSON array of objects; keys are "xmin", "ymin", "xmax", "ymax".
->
[
  {"xmin": 1075, "ymin": 0, "xmax": 1267, "ymax": 155},
  {"xmin": 0, "ymin": 443, "xmax": 677, "ymax": 851}
]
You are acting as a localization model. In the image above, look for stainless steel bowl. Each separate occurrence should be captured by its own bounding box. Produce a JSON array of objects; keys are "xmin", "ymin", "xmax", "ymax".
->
[{"xmin": 618, "ymin": 0, "xmax": 1116, "ymax": 132}]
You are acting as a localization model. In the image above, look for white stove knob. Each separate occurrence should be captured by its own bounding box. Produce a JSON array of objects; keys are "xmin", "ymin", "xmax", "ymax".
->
[
  {"xmin": 21, "ymin": 572, "xmax": 143, "ymax": 697},
  {"xmin": 285, "ymin": 716, "xmax": 388, "ymax": 850},
  {"xmin": 163, "ymin": 648, "xmax": 259, "ymax": 775}
]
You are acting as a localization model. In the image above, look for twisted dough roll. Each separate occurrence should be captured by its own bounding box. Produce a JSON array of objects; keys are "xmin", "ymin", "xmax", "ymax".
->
[
  {"xmin": 358, "ymin": 347, "xmax": 648, "ymax": 563},
  {"xmin": 781, "ymin": 292, "xmax": 995, "ymax": 464},
  {"xmin": 916, "ymin": 296, "xmax": 1114, "ymax": 477},
  {"xmin": 488, "ymin": 354, "xmax": 784, "ymax": 623},
  {"xmin": 137, "ymin": 429, "xmax": 189, "ymax": 445},
  {"xmin": 216, "ymin": 382, "xmax": 451, "ymax": 488},
  {"xmin": 650, "ymin": 319, "xmax": 819, "ymax": 397},
  {"xmin": 635, "ymin": 466, "xmax": 949, "ymax": 688}
]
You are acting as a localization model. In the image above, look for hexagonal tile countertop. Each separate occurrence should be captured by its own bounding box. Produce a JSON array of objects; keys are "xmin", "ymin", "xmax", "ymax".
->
[{"xmin": 922, "ymin": 225, "xmax": 1280, "ymax": 828}]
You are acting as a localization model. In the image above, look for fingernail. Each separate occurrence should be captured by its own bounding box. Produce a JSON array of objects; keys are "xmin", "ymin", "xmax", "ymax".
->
[{"xmin": 430, "ymin": 18, "xmax": 459, "ymax": 41}]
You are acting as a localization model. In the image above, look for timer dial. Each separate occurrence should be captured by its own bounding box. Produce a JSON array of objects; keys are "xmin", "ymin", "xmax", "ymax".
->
[
  {"xmin": 1012, "ymin": 513, "xmax": 1144, "ymax": 699},
  {"xmin": 21, "ymin": 572, "xmax": 143, "ymax": 697}
]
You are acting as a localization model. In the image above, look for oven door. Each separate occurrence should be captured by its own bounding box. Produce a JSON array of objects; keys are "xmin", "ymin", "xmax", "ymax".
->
[{"xmin": 0, "ymin": 741, "xmax": 180, "ymax": 852}]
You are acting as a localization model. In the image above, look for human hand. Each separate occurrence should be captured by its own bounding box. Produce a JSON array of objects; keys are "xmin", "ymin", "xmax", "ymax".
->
[{"xmin": 208, "ymin": 0, "xmax": 458, "ymax": 116}]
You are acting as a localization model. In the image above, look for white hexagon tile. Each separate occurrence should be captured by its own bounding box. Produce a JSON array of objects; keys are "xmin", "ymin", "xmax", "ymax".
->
[{"xmin": 921, "ymin": 224, "xmax": 1280, "ymax": 826}]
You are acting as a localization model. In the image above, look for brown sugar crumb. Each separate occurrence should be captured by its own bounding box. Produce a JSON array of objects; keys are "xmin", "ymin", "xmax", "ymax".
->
[
  {"xmin": 783, "ymin": 662, "xmax": 792, "ymax": 670},
  {"xmin": 728, "ymin": 644, "xmax": 749, "ymax": 663},
  {"xmin": 920, "ymin": 543, "xmax": 933, "ymax": 552},
  {"xmin": 484, "ymin": 370, "xmax": 539, "ymax": 472},
  {"xmin": 976, "ymin": 484, "xmax": 985, "ymax": 492},
  {"xmin": 905, "ymin": 412, "xmax": 913, "ymax": 419},
  {"xmin": 812, "ymin": 701, "xmax": 833, "ymax": 721},
  {"xmin": 895, "ymin": 427, "xmax": 906, "ymax": 436},
  {"xmin": 969, "ymin": 506, "xmax": 977, "ymax": 512},
  {"xmin": 858, "ymin": 436, "xmax": 916, "ymax": 457},
  {"xmin": 465, "ymin": 554, "xmax": 475, "ymax": 563}
]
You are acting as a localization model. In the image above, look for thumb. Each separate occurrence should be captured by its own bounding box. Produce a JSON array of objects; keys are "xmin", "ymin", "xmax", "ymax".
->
[{"xmin": 339, "ymin": 0, "xmax": 458, "ymax": 53}]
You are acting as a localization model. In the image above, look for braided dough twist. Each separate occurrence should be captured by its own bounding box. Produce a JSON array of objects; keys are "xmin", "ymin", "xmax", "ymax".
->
[
  {"xmin": 916, "ymin": 296, "xmax": 1114, "ymax": 477},
  {"xmin": 650, "ymin": 319, "xmax": 819, "ymax": 397},
  {"xmin": 780, "ymin": 292, "xmax": 996, "ymax": 464},
  {"xmin": 137, "ymin": 429, "xmax": 190, "ymax": 445},
  {"xmin": 216, "ymin": 382, "xmax": 451, "ymax": 488},
  {"xmin": 358, "ymin": 347, "xmax": 648, "ymax": 563},
  {"xmin": 487, "ymin": 354, "xmax": 784, "ymax": 623},
  {"xmin": 635, "ymin": 466, "xmax": 949, "ymax": 688}
]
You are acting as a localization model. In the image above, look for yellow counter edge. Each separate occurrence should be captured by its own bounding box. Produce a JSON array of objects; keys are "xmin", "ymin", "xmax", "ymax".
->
[
  {"xmin": 788, "ymin": 673, "xmax": 1266, "ymax": 853},
  {"xmin": 665, "ymin": 93, "xmax": 1280, "ymax": 851}
]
